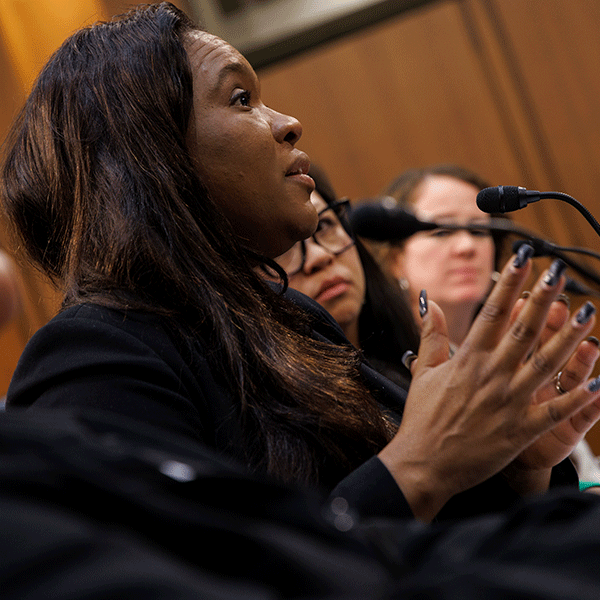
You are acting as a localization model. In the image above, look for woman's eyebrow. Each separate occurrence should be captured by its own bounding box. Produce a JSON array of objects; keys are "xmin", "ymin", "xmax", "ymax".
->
[{"xmin": 210, "ymin": 61, "xmax": 253, "ymax": 95}]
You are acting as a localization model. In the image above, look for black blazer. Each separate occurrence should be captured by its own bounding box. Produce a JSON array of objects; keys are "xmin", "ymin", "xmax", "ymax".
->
[{"xmin": 6, "ymin": 289, "xmax": 576, "ymax": 520}]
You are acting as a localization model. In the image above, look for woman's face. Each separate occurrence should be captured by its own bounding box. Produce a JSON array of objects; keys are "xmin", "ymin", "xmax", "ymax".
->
[
  {"xmin": 184, "ymin": 31, "xmax": 317, "ymax": 258},
  {"xmin": 391, "ymin": 175, "xmax": 495, "ymax": 310},
  {"xmin": 282, "ymin": 192, "xmax": 366, "ymax": 339}
]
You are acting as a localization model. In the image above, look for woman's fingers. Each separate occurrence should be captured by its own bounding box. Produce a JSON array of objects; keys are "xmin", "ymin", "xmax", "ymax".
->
[
  {"xmin": 509, "ymin": 294, "xmax": 570, "ymax": 365},
  {"xmin": 551, "ymin": 336, "xmax": 600, "ymax": 436},
  {"xmin": 557, "ymin": 334, "xmax": 600, "ymax": 394},
  {"xmin": 491, "ymin": 259, "xmax": 567, "ymax": 372},
  {"xmin": 464, "ymin": 245, "xmax": 535, "ymax": 351},
  {"xmin": 413, "ymin": 296, "xmax": 450, "ymax": 371},
  {"xmin": 512, "ymin": 301, "xmax": 596, "ymax": 399},
  {"xmin": 526, "ymin": 375, "xmax": 600, "ymax": 441}
]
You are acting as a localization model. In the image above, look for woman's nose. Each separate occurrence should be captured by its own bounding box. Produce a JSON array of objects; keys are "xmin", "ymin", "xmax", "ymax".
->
[
  {"xmin": 302, "ymin": 240, "xmax": 334, "ymax": 274},
  {"xmin": 452, "ymin": 231, "xmax": 477, "ymax": 254},
  {"xmin": 271, "ymin": 108, "xmax": 302, "ymax": 146}
]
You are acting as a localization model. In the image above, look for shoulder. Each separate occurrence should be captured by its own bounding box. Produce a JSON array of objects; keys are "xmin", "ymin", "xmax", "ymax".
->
[
  {"xmin": 6, "ymin": 304, "xmax": 235, "ymax": 445},
  {"xmin": 15, "ymin": 304, "xmax": 183, "ymax": 373}
]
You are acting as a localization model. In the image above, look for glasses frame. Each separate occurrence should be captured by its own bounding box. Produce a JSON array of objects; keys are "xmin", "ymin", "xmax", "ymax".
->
[{"xmin": 284, "ymin": 199, "xmax": 355, "ymax": 277}]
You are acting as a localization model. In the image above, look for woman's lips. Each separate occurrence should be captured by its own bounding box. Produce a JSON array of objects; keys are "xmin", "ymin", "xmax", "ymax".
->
[
  {"xmin": 448, "ymin": 267, "xmax": 480, "ymax": 279},
  {"xmin": 286, "ymin": 172, "xmax": 315, "ymax": 192},
  {"xmin": 316, "ymin": 278, "xmax": 350, "ymax": 302}
]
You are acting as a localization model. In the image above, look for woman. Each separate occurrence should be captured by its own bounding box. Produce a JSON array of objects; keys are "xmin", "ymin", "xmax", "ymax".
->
[
  {"xmin": 274, "ymin": 164, "xmax": 419, "ymax": 389},
  {"xmin": 376, "ymin": 165, "xmax": 503, "ymax": 347},
  {"xmin": 2, "ymin": 2, "xmax": 599, "ymax": 523}
]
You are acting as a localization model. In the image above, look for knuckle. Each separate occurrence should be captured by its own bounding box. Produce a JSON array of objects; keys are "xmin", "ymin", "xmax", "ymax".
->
[
  {"xmin": 561, "ymin": 367, "xmax": 581, "ymax": 386},
  {"xmin": 510, "ymin": 320, "xmax": 538, "ymax": 345},
  {"xmin": 477, "ymin": 300, "xmax": 505, "ymax": 323},
  {"xmin": 547, "ymin": 402, "xmax": 563, "ymax": 424},
  {"xmin": 529, "ymin": 351, "xmax": 554, "ymax": 377}
]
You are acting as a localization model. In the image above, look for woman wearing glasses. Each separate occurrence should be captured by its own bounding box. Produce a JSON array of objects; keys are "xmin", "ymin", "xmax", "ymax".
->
[{"xmin": 275, "ymin": 165, "xmax": 419, "ymax": 389}]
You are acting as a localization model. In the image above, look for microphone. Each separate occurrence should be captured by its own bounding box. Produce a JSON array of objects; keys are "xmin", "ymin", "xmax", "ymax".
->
[
  {"xmin": 349, "ymin": 201, "xmax": 437, "ymax": 241},
  {"xmin": 349, "ymin": 199, "xmax": 539, "ymax": 242},
  {"xmin": 477, "ymin": 186, "xmax": 600, "ymax": 237},
  {"xmin": 476, "ymin": 186, "xmax": 541, "ymax": 213}
]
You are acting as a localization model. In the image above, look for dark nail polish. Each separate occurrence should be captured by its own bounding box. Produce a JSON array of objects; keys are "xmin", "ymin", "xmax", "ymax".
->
[
  {"xmin": 401, "ymin": 350, "xmax": 417, "ymax": 370},
  {"xmin": 588, "ymin": 376, "xmax": 600, "ymax": 392},
  {"xmin": 555, "ymin": 293, "xmax": 570, "ymax": 309},
  {"xmin": 513, "ymin": 243, "xmax": 534, "ymax": 268},
  {"xmin": 543, "ymin": 259, "xmax": 567, "ymax": 287},
  {"xmin": 575, "ymin": 301, "xmax": 596, "ymax": 325},
  {"xmin": 419, "ymin": 290, "xmax": 428, "ymax": 318},
  {"xmin": 586, "ymin": 336, "xmax": 600, "ymax": 347},
  {"xmin": 520, "ymin": 291, "xmax": 531, "ymax": 299}
]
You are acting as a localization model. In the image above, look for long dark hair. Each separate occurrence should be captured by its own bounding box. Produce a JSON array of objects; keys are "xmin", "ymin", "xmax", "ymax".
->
[
  {"xmin": 0, "ymin": 2, "xmax": 392, "ymax": 487},
  {"xmin": 309, "ymin": 164, "xmax": 420, "ymax": 390}
]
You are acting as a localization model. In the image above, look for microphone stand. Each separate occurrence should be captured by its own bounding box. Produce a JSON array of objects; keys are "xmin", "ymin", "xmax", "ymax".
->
[
  {"xmin": 435, "ymin": 220, "xmax": 600, "ymax": 290},
  {"xmin": 541, "ymin": 191, "xmax": 600, "ymax": 238}
]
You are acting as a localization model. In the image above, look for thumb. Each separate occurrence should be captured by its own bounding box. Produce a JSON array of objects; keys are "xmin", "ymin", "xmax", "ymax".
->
[{"xmin": 415, "ymin": 292, "xmax": 451, "ymax": 372}]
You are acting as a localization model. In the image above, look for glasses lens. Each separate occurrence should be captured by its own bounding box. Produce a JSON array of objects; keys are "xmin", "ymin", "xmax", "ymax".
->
[{"xmin": 314, "ymin": 207, "xmax": 353, "ymax": 254}]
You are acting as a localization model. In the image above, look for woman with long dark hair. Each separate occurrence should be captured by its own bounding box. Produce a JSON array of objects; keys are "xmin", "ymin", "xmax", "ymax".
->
[{"xmin": 2, "ymin": 2, "xmax": 600, "ymax": 522}]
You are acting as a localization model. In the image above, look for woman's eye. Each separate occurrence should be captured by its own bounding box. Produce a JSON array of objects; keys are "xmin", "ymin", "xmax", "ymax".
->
[
  {"xmin": 470, "ymin": 229, "xmax": 491, "ymax": 237},
  {"xmin": 316, "ymin": 217, "xmax": 336, "ymax": 232},
  {"xmin": 431, "ymin": 229, "xmax": 451, "ymax": 237},
  {"xmin": 231, "ymin": 90, "xmax": 251, "ymax": 107}
]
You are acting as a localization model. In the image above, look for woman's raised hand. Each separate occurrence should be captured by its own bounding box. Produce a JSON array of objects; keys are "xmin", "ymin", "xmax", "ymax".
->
[
  {"xmin": 378, "ymin": 246, "xmax": 600, "ymax": 522},
  {"xmin": 503, "ymin": 296, "xmax": 600, "ymax": 487}
]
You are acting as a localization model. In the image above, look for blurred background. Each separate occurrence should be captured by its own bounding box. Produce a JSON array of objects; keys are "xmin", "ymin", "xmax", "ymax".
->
[{"xmin": 2, "ymin": 0, "xmax": 600, "ymax": 446}]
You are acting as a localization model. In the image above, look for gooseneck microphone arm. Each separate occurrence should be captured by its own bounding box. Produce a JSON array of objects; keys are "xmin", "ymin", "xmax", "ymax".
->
[
  {"xmin": 476, "ymin": 186, "xmax": 600, "ymax": 237},
  {"xmin": 511, "ymin": 239, "xmax": 600, "ymax": 289}
]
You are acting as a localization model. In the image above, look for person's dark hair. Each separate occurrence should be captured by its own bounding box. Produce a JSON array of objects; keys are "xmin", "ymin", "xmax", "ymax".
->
[
  {"xmin": 309, "ymin": 164, "xmax": 420, "ymax": 390},
  {"xmin": 0, "ymin": 2, "xmax": 393, "ymax": 487},
  {"xmin": 383, "ymin": 164, "xmax": 508, "ymax": 269}
]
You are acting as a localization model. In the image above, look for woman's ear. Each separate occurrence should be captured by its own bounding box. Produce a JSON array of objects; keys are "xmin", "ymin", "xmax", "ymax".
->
[{"xmin": 385, "ymin": 245, "xmax": 406, "ymax": 281}]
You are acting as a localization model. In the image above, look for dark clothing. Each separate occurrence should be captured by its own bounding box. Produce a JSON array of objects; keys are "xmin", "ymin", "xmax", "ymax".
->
[
  {"xmin": 6, "ymin": 289, "xmax": 576, "ymax": 520},
  {"xmin": 1, "ymin": 408, "xmax": 600, "ymax": 600}
]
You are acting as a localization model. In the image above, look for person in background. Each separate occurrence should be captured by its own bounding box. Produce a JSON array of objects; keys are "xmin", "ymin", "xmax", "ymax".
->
[
  {"xmin": 374, "ymin": 164, "xmax": 503, "ymax": 348},
  {"xmin": 273, "ymin": 164, "xmax": 419, "ymax": 389},
  {"xmin": 373, "ymin": 163, "xmax": 600, "ymax": 485},
  {"xmin": 1, "ymin": 3, "xmax": 599, "ymax": 525}
]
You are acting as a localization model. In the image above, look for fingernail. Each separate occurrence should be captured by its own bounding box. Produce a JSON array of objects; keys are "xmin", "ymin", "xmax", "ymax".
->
[
  {"xmin": 555, "ymin": 293, "xmax": 570, "ymax": 309},
  {"xmin": 520, "ymin": 291, "xmax": 531, "ymax": 299},
  {"xmin": 588, "ymin": 376, "xmax": 600, "ymax": 392},
  {"xmin": 542, "ymin": 259, "xmax": 567, "ymax": 287},
  {"xmin": 513, "ymin": 243, "xmax": 534, "ymax": 268},
  {"xmin": 586, "ymin": 336, "xmax": 600, "ymax": 347},
  {"xmin": 401, "ymin": 350, "xmax": 417, "ymax": 370},
  {"xmin": 575, "ymin": 301, "xmax": 596, "ymax": 325},
  {"xmin": 419, "ymin": 290, "xmax": 428, "ymax": 318}
]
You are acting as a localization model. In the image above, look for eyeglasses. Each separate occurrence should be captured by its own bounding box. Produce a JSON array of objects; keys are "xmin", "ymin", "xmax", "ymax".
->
[{"xmin": 276, "ymin": 200, "xmax": 355, "ymax": 276}]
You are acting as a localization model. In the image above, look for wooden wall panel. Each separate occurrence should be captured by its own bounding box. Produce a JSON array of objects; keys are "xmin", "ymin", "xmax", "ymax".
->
[{"xmin": 258, "ymin": 0, "xmax": 523, "ymax": 199}]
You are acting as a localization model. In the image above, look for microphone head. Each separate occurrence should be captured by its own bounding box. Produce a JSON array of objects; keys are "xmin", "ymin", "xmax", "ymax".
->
[
  {"xmin": 349, "ymin": 200, "xmax": 436, "ymax": 241},
  {"xmin": 477, "ymin": 186, "xmax": 523, "ymax": 213}
]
